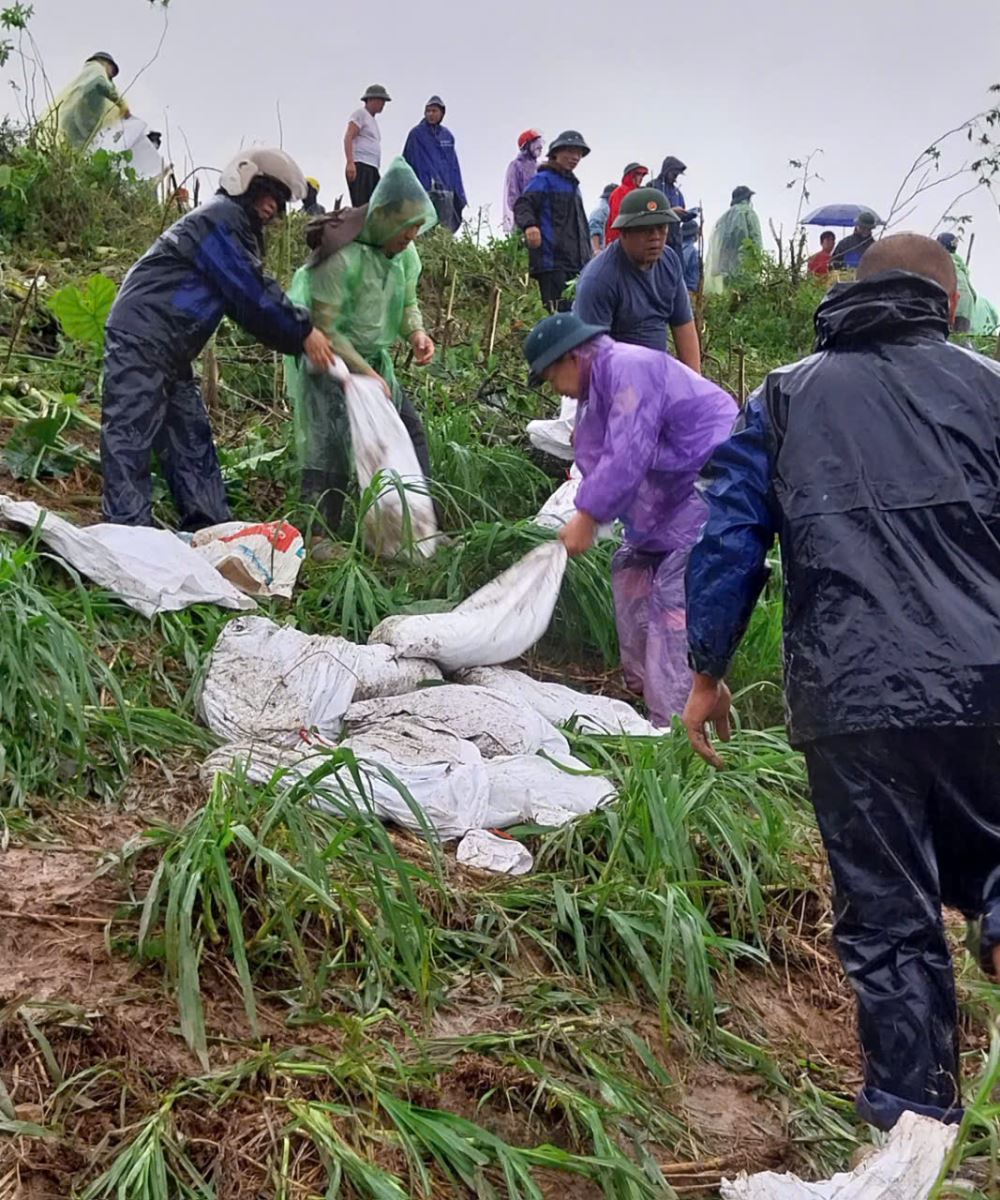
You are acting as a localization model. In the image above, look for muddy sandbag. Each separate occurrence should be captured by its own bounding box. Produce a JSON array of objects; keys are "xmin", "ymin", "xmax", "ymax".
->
[
  {"xmin": 369, "ymin": 542, "xmax": 568, "ymax": 672},
  {"xmin": 482, "ymin": 753, "xmax": 617, "ymax": 828},
  {"xmin": 455, "ymin": 665, "xmax": 661, "ymax": 736},
  {"xmin": 457, "ymin": 829, "xmax": 534, "ymax": 875},
  {"xmin": 343, "ymin": 685, "xmax": 569, "ymax": 759},
  {"xmin": 720, "ymin": 1111, "xmax": 958, "ymax": 1199},
  {"xmin": 199, "ymin": 616, "xmax": 441, "ymax": 745},
  {"xmin": 203, "ymin": 717, "xmax": 489, "ymax": 841}
]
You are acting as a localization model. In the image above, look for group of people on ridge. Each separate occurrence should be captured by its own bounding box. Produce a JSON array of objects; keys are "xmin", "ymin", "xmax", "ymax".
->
[{"xmin": 42, "ymin": 52, "xmax": 1000, "ymax": 1152}]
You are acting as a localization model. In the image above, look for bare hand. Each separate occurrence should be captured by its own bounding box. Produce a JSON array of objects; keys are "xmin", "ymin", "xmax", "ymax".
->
[
  {"xmin": 558, "ymin": 510, "xmax": 597, "ymax": 557},
  {"xmin": 410, "ymin": 330, "xmax": 435, "ymax": 366},
  {"xmin": 369, "ymin": 371, "xmax": 392, "ymax": 399},
  {"xmin": 525, "ymin": 226, "xmax": 542, "ymax": 250},
  {"xmin": 345, "ymin": 163, "xmax": 357, "ymax": 183},
  {"xmin": 683, "ymin": 674, "xmax": 733, "ymax": 768},
  {"xmin": 303, "ymin": 328, "xmax": 335, "ymax": 372}
]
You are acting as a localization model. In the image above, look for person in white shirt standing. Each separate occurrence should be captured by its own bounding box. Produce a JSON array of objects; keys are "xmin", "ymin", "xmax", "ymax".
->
[{"xmin": 344, "ymin": 84, "xmax": 391, "ymax": 206}]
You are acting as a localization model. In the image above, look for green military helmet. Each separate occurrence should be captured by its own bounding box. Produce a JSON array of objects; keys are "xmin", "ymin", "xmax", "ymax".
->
[
  {"xmin": 362, "ymin": 83, "xmax": 392, "ymax": 102},
  {"xmin": 611, "ymin": 187, "xmax": 681, "ymax": 230}
]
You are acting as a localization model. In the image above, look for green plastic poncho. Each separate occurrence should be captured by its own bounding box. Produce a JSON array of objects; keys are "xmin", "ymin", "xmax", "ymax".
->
[
  {"xmin": 40, "ymin": 60, "xmax": 127, "ymax": 149},
  {"xmin": 973, "ymin": 294, "xmax": 998, "ymax": 336},
  {"xmin": 285, "ymin": 157, "xmax": 437, "ymax": 512},
  {"xmin": 704, "ymin": 201, "xmax": 763, "ymax": 294},
  {"xmin": 952, "ymin": 254, "xmax": 977, "ymax": 328}
]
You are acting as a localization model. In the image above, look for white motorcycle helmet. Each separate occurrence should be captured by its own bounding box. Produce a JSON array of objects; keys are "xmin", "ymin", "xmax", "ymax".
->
[{"xmin": 218, "ymin": 147, "xmax": 307, "ymax": 205}]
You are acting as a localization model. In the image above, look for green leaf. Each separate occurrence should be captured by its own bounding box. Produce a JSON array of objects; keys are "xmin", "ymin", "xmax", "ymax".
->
[
  {"xmin": 48, "ymin": 274, "xmax": 117, "ymax": 350},
  {"xmin": 0, "ymin": 164, "xmax": 11, "ymax": 189}
]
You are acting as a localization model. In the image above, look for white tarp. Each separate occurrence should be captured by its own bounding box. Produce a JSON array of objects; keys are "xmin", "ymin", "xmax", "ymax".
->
[
  {"xmin": 527, "ymin": 396, "xmax": 577, "ymax": 461},
  {"xmin": 0, "ymin": 495, "xmax": 255, "ymax": 617},
  {"xmin": 370, "ymin": 541, "xmax": 568, "ymax": 671},
  {"xmin": 198, "ymin": 616, "xmax": 442, "ymax": 746},
  {"xmin": 721, "ymin": 1111, "xmax": 958, "ymax": 1200},
  {"xmin": 93, "ymin": 115, "xmax": 164, "ymax": 179},
  {"xmin": 455, "ymin": 665, "xmax": 662, "ymax": 737},
  {"xmin": 344, "ymin": 684, "xmax": 570, "ymax": 759}
]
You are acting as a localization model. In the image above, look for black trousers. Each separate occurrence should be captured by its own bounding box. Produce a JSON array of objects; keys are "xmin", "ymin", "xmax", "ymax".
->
[
  {"xmin": 101, "ymin": 328, "xmax": 230, "ymax": 531},
  {"xmin": 803, "ymin": 728, "xmax": 1000, "ymax": 1130},
  {"xmin": 535, "ymin": 270, "xmax": 574, "ymax": 312},
  {"xmin": 348, "ymin": 163, "xmax": 380, "ymax": 207},
  {"xmin": 300, "ymin": 377, "xmax": 432, "ymax": 534}
]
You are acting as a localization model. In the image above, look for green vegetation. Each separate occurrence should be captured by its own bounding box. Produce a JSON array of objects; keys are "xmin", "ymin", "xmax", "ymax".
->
[{"xmin": 1, "ymin": 133, "xmax": 997, "ymax": 1200}]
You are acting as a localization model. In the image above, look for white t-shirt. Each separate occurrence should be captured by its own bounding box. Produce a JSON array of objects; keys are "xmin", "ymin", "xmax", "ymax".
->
[{"xmin": 348, "ymin": 106, "xmax": 381, "ymax": 169}]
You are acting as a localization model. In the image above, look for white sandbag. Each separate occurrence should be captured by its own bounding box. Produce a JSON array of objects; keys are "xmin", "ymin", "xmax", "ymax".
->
[
  {"xmin": 335, "ymin": 361, "xmax": 440, "ymax": 559},
  {"xmin": 186, "ymin": 520, "xmax": 304, "ymax": 598},
  {"xmin": 527, "ymin": 396, "xmax": 577, "ymax": 461},
  {"xmin": 93, "ymin": 115, "xmax": 164, "ymax": 179},
  {"xmin": 457, "ymin": 830, "xmax": 534, "ymax": 875},
  {"xmin": 533, "ymin": 464, "xmax": 615, "ymax": 539},
  {"xmin": 0, "ymin": 495, "xmax": 255, "ymax": 617},
  {"xmin": 482, "ymin": 753, "xmax": 617, "ymax": 828},
  {"xmin": 344, "ymin": 685, "xmax": 570, "ymax": 759},
  {"xmin": 338, "ymin": 718, "xmax": 490, "ymax": 839},
  {"xmin": 204, "ymin": 718, "xmax": 490, "ymax": 841},
  {"xmin": 198, "ymin": 616, "xmax": 442, "ymax": 745},
  {"xmin": 456, "ymin": 665, "xmax": 662, "ymax": 737},
  {"xmin": 370, "ymin": 541, "xmax": 568, "ymax": 671},
  {"xmin": 721, "ymin": 1111, "xmax": 958, "ymax": 1200}
]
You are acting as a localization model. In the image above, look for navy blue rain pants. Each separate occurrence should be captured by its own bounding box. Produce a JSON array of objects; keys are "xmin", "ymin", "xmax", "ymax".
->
[
  {"xmin": 100, "ymin": 328, "xmax": 231, "ymax": 531},
  {"xmin": 804, "ymin": 728, "xmax": 1000, "ymax": 1130}
]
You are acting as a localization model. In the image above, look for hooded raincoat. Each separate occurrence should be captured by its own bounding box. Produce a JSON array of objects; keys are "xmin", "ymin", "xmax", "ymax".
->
[
  {"xmin": 503, "ymin": 144, "xmax": 539, "ymax": 233},
  {"xmin": 101, "ymin": 195, "xmax": 313, "ymax": 529},
  {"xmin": 285, "ymin": 159, "xmax": 438, "ymax": 529},
  {"xmin": 40, "ymin": 59, "xmax": 127, "ymax": 149},
  {"xmin": 704, "ymin": 200, "xmax": 762, "ymax": 293},
  {"xmin": 574, "ymin": 335, "xmax": 736, "ymax": 723},
  {"xmin": 605, "ymin": 169, "xmax": 646, "ymax": 245},
  {"xmin": 402, "ymin": 116, "xmax": 466, "ymax": 233},
  {"xmin": 686, "ymin": 270, "xmax": 1000, "ymax": 1130},
  {"xmin": 951, "ymin": 252, "xmax": 977, "ymax": 328}
]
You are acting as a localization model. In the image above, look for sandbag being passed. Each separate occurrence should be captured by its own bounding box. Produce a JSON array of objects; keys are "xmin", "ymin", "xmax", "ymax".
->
[
  {"xmin": 369, "ymin": 541, "xmax": 568, "ymax": 672},
  {"xmin": 335, "ymin": 360, "xmax": 440, "ymax": 559}
]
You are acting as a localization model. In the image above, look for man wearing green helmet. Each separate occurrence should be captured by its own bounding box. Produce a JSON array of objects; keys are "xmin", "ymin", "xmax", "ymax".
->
[
  {"xmin": 345, "ymin": 84, "xmax": 391, "ymax": 206},
  {"xmin": 574, "ymin": 188, "xmax": 701, "ymax": 372}
]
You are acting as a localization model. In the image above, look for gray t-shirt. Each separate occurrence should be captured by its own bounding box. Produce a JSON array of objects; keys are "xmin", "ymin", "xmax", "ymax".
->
[
  {"xmin": 574, "ymin": 241, "xmax": 692, "ymax": 352},
  {"xmin": 348, "ymin": 106, "xmax": 381, "ymax": 169}
]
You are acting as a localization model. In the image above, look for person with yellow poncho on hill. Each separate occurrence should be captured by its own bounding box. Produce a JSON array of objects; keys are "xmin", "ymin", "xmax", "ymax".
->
[
  {"xmin": 704, "ymin": 186, "xmax": 763, "ymax": 294},
  {"xmin": 40, "ymin": 51, "xmax": 130, "ymax": 150},
  {"xmin": 285, "ymin": 157, "xmax": 439, "ymax": 554}
]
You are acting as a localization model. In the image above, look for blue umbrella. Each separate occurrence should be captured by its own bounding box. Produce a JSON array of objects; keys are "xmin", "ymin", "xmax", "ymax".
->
[{"xmin": 801, "ymin": 203, "xmax": 883, "ymax": 227}]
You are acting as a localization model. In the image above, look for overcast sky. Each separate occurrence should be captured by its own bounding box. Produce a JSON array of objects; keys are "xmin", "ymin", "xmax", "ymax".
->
[{"xmin": 7, "ymin": 0, "xmax": 1000, "ymax": 301}]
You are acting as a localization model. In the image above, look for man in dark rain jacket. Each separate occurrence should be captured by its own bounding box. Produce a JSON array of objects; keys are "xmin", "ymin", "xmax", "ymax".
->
[
  {"xmin": 402, "ymin": 95, "xmax": 467, "ymax": 233},
  {"xmin": 514, "ymin": 130, "xmax": 592, "ymax": 311},
  {"xmin": 683, "ymin": 233, "xmax": 1000, "ymax": 1132},
  {"xmin": 102, "ymin": 148, "xmax": 334, "ymax": 530}
]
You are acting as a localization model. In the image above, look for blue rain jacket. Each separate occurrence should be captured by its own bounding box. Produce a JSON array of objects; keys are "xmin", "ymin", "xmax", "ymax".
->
[{"xmin": 402, "ymin": 120, "xmax": 467, "ymax": 232}]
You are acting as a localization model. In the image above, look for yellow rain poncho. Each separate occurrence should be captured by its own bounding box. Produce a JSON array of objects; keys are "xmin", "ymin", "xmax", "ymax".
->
[{"xmin": 41, "ymin": 59, "xmax": 128, "ymax": 149}]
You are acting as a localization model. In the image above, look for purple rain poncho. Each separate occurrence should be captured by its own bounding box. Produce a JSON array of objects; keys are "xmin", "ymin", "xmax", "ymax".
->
[
  {"xmin": 502, "ymin": 148, "xmax": 539, "ymax": 232},
  {"xmin": 573, "ymin": 335, "xmax": 737, "ymax": 724}
]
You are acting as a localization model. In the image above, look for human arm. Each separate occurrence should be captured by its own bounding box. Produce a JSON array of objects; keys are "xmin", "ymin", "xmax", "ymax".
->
[
  {"xmin": 573, "ymin": 260, "xmax": 615, "ymax": 330},
  {"xmin": 672, "ymin": 321, "xmax": 701, "ymax": 374},
  {"xmin": 746, "ymin": 208, "xmax": 763, "ymax": 250},
  {"xmin": 195, "ymin": 220, "xmax": 313, "ymax": 355},
  {"xmin": 308, "ymin": 252, "xmax": 374, "ymax": 378},
  {"xmin": 514, "ymin": 183, "xmax": 542, "ymax": 247},
  {"xmin": 344, "ymin": 120, "xmax": 360, "ymax": 182},
  {"xmin": 684, "ymin": 397, "xmax": 778, "ymax": 762},
  {"xmin": 401, "ymin": 247, "xmax": 434, "ymax": 365}
]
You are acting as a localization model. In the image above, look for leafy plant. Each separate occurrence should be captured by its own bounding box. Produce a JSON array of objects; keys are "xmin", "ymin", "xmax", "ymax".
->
[{"xmin": 49, "ymin": 273, "xmax": 117, "ymax": 351}]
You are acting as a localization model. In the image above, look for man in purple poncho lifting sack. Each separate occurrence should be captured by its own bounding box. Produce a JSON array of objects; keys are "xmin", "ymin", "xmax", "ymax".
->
[{"xmin": 524, "ymin": 312, "xmax": 737, "ymax": 726}]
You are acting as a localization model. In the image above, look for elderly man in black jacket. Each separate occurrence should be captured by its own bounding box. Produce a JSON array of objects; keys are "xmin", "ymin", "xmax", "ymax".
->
[{"xmin": 684, "ymin": 233, "xmax": 1000, "ymax": 1132}]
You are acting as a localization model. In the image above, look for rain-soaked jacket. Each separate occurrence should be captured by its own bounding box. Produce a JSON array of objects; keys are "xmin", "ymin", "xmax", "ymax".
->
[
  {"xmin": 687, "ymin": 270, "xmax": 1000, "ymax": 746},
  {"xmin": 514, "ymin": 163, "xmax": 591, "ymax": 277},
  {"xmin": 704, "ymin": 200, "xmax": 762, "ymax": 293},
  {"xmin": 402, "ymin": 119, "xmax": 467, "ymax": 232},
  {"xmin": 503, "ymin": 147, "xmax": 539, "ymax": 233},
  {"xmin": 107, "ymin": 195, "xmax": 312, "ymax": 364},
  {"xmin": 40, "ymin": 59, "xmax": 127, "ymax": 149},
  {"xmin": 952, "ymin": 252, "xmax": 977, "ymax": 327},
  {"xmin": 605, "ymin": 169, "xmax": 646, "ymax": 245},
  {"xmin": 574, "ymin": 335, "xmax": 737, "ymax": 553}
]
